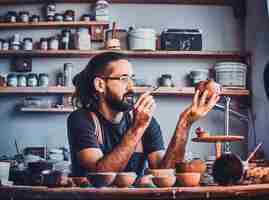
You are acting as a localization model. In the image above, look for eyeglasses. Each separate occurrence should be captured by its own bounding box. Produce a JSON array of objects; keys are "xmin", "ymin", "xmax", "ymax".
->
[{"xmin": 101, "ymin": 74, "xmax": 135, "ymax": 83}]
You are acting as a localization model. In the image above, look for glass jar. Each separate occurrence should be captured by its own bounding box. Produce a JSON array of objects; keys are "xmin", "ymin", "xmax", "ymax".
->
[
  {"xmin": 56, "ymin": 72, "xmax": 64, "ymax": 86},
  {"xmin": 27, "ymin": 73, "xmax": 38, "ymax": 87},
  {"xmin": 23, "ymin": 38, "xmax": 33, "ymax": 50},
  {"xmin": 19, "ymin": 11, "xmax": 30, "ymax": 23},
  {"xmin": 95, "ymin": 0, "xmax": 109, "ymax": 21},
  {"xmin": 61, "ymin": 29, "xmax": 71, "ymax": 50},
  {"xmin": 2, "ymin": 40, "xmax": 9, "ymax": 50},
  {"xmin": 64, "ymin": 63, "xmax": 73, "ymax": 87},
  {"xmin": 0, "ymin": 39, "xmax": 4, "ymax": 50},
  {"xmin": 5, "ymin": 11, "xmax": 17, "ymax": 23},
  {"xmin": 17, "ymin": 74, "xmax": 27, "ymax": 87},
  {"xmin": 7, "ymin": 73, "xmax": 17, "ymax": 87},
  {"xmin": 48, "ymin": 37, "xmax": 59, "ymax": 50},
  {"xmin": 74, "ymin": 28, "xmax": 91, "ymax": 50},
  {"xmin": 40, "ymin": 38, "xmax": 48, "ymax": 51},
  {"xmin": 64, "ymin": 10, "xmax": 75, "ymax": 21},
  {"xmin": 159, "ymin": 74, "xmax": 173, "ymax": 87},
  {"xmin": 10, "ymin": 43, "xmax": 20, "ymax": 50},
  {"xmin": 81, "ymin": 14, "xmax": 91, "ymax": 21},
  {"xmin": 54, "ymin": 13, "xmax": 63, "ymax": 21},
  {"xmin": 30, "ymin": 15, "xmax": 40, "ymax": 23},
  {"xmin": 38, "ymin": 73, "xmax": 49, "ymax": 87},
  {"xmin": 46, "ymin": 3, "xmax": 56, "ymax": 21}
]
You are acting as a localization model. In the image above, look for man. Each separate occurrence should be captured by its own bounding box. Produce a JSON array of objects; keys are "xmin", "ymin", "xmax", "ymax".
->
[{"xmin": 67, "ymin": 52, "xmax": 219, "ymax": 177}]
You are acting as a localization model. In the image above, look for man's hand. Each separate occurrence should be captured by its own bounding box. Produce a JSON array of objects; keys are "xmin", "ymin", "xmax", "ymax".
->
[
  {"xmin": 186, "ymin": 88, "xmax": 220, "ymax": 124},
  {"xmin": 132, "ymin": 92, "xmax": 156, "ymax": 130}
]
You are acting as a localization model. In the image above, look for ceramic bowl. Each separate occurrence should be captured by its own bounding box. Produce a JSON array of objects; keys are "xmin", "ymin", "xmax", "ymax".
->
[
  {"xmin": 113, "ymin": 172, "xmax": 137, "ymax": 188},
  {"xmin": 147, "ymin": 169, "xmax": 175, "ymax": 177},
  {"xmin": 176, "ymin": 172, "xmax": 201, "ymax": 187},
  {"xmin": 152, "ymin": 175, "xmax": 176, "ymax": 187},
  {"xmin": 87, "ymin": 172, "xmax": 116, "ymax": 187}
]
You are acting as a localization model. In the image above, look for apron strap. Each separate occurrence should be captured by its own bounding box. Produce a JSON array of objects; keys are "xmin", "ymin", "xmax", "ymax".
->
[{"xmin": 88, "ymin": 112, "xmax": 103, "ymax": 145}]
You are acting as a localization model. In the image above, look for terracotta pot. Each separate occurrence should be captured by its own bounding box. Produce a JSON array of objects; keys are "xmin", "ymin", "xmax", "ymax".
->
[
  {"xmin": 152, "ymin": 175, "xmax": 176, "ymax": 187},
  {"xmin": 176, "ymin": 172, "xmax": 201, "ymax": 187},
  {"xmin": 87, "ymin": 172, "xmax": 116, "ymax": 187},
  {"xmin": 147, "ymin": 169, "xmax": 175, "ymax": 177},
  {"xmin": 114, "ymin": 172, "xmax": 137, "ymax": 188}
]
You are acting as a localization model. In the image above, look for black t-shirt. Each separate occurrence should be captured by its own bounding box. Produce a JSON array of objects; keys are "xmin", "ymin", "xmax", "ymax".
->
[{"xmin": 67, "ymin": 108, "xmax": 165, "ymax": 177}]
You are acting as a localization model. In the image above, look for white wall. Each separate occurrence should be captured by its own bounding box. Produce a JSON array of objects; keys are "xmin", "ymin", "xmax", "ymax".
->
[{"xmin": 0, "ymin": 3, "xmax": 247, "ymax": 159}]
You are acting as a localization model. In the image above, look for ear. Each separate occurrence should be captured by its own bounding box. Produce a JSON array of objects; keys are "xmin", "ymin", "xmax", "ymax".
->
[{"xmin": 94, "ymin": 77, "xmax": 106, "ymax": 93}]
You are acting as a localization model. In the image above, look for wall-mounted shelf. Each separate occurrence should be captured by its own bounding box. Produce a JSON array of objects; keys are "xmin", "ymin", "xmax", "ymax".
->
[
  {"xmin": 0, "ymin": 0, "xmax": 238, "ymax": 6},
  {"xmin": 0, "ymin": 86, "xmax": 74, "ymax": 94},
  {"xmin": 0, "ymin": 50, "xmax": 249, "ymax": 60},
  {"xmin": 20, "ymin": 107, "xmax": 73, "ymax": 112},
  {"xmin": 0, "ymin": 86, "xmax": 249, "ymax": 97},
  {"xmin": 0, "ymin": 21, "xmax": 109, "ymax": 29}
]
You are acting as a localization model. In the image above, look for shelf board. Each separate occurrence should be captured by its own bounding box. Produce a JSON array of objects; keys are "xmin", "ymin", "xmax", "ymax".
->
[
  {"xmin": 0, "ymin": 86, "xmax": 74, "ymax": 94},
  {"xmin": 0, "ymin": 21, "xmax": 109, "ymax": 29},
  {"xmin": 0, "ymin": 0, "xmax": 235, "ymax": 5},
  {"xmin": 20, "ymin": 107, "xmax": 73, "ymax": 112},
  {"xmin": 0, "ymin": 50, "xmax": 248, "ymax": 60},
  {"xmin": 0, "ymin": 86, "xmax": 249, "ymax": 97}
]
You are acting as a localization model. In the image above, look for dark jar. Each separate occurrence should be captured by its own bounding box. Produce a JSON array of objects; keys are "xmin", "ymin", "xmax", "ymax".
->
[
  {"xmin": 5, "ymin": 11, "xmax": 17, "ymax": 23},
  {"xmin": 64, "ymin": 10, "xmax": 75, "ymax": 21},
  {"xmin": 17, "ymin": 74, "xmax": 27, "ymax": 87},
  {"xmin": 40, "ymin": 38, "xmax": 48, "ymax": 51},
  {"xmin": 30, "ymin": 15, "xmax": 40, "ymax": 23},
  {"xmin": 159, "ymin": 74, "xmax": 173, "ymax": 87},
  {"xmin": 38, "ymin": 73, "xmax": 49, "ymax": 87},
  {"xmin": 7, "ymin": 74, "xmax": 17, "ymax": 87},
  {"xmin": 19, "ymin": 11, "xmax": 30, "ymax": 23},
  {"xmin": 27, "ymin": 73, "xmax": 38, "ymax": 87},
  {"xmin": 23, "ymin": 37, "xmax": 33, "ymax": 50}
]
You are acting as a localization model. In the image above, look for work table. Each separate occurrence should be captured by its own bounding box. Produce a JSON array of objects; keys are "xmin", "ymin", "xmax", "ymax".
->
[{"xmin": 1, "ymin": 184, "xmax": 269, "ymax": 200}]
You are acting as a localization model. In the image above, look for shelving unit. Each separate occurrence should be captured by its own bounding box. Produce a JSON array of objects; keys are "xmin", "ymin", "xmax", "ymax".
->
[
  {"xmin": 0, "ymin": 21, "xmax": 109, "ymax": 29},
  {"xmin": 20, "ymin": 107, "xmax": 73, "ymax": 113},
  {"xmin": 0, "ymin": 50, "xmax": 248, "ymax": 60},
  {"xmin": 0, "ymin": 0, "xmax": 239, "ymax": 6},
  {"xmin": 0, "ymin": 86, "xmax": 250, "ymax": 97}
]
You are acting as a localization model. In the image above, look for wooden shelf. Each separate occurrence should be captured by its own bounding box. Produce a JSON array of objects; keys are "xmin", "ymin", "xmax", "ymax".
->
[
  {"xmin": 0, "ymin": 0, "xmax": 236, "ymax": 5},
  {"xmin": 20, "ymin": 107, "xmax": 73, "ymax": 112},
  {"xmin": 0, "ymin": 50, "xmax": 248, "ymax": 60},
  {"xmin": 0, "ymin": 86, "xmax": 250, "ymax": 97},
  {"xmin": 0, "ymin": 86, "xmax": 74, "ymax": 94},
  {"xmin": 0, "ymin": 21, "xmax": 109, "ymax": 29}
]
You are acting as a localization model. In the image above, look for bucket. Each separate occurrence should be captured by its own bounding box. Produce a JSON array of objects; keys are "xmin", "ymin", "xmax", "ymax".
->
[
  {"xmin": 189, "ymin": 69, "xmax": 209, "ymax": 85},
  {"xmin": 128, "ymin": 28, "xmax": 156, "ymax": 51},
  {"xmin": 0, "ymin": 162, "xmax": 10, "ymax": 181},
  {"xmin": 215, "ymin": 62, "xmax": 247, "ymax": 88}
]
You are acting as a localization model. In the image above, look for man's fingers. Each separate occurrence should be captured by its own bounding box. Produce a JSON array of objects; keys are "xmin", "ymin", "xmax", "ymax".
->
[
  {"xmin": 199, "ymin": 90, "xmax": 208, "ymax": 106},
  {"xmin": 133, "ymin": 91, "xmax": 151, "ymax": 109},
  {"xmin": 193, "ymin": 89, "xmax": 200, "ymax": 107}
]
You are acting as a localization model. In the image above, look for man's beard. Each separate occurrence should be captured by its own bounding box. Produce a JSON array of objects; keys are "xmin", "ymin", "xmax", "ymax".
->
[{"xmin": 105, "ymin": 89, "xmax": 135, "ymax": 112}]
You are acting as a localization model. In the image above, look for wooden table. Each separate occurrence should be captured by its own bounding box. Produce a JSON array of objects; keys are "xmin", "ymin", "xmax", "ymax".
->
[{"xmin": 1, "ymin": 184, "xmax": 269, "ymax": 200}]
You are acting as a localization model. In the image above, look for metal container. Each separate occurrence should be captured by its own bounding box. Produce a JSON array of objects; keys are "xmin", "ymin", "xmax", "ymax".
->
[
  {"xmin": 7, "ymin": 73, "xmax": 17, "ymax": 87},
  {"xmin": 27, "ymin": 73, "xmax": 38, "ymax": 87},
  {"xmin": 23, "ymin": 38, "xmax": 33, "ymax": 50},
  {"xmin": 17, "ymin": 74, "xmax": 27, "ymax": 87},
  {"xmin": 38, "ymin": 73, "xmax": 49, "ymax": 87},
  {"xmin": 215, "ymin": 62, "xmax": 247, "ymax": 88},
  {"xmin": 128, "ymin": 28, "xmax": 156, "ymax": 51},
  {"xmin": 64, "ymin": 63, "xmax": 73, "ymax": 87}
]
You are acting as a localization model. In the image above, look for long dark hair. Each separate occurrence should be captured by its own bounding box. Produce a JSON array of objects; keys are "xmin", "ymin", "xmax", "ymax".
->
[{"xmin": 72, "ymin": 52, "xmax": 128, "ymax": 110}]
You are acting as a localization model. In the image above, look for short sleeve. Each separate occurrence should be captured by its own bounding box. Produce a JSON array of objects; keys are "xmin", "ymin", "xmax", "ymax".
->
[
  {"xmin": 142, "ymin": 117, "xmax": 165, "ymax": 154},
  {"xmin": 67, "ymin": 110, "xmax": 99, "ymax": 152}
]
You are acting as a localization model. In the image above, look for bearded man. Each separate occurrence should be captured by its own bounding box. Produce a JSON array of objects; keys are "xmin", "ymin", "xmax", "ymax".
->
[{"xmin": 67, "ymin": 52, "xmax": 219, "ymax": 177}]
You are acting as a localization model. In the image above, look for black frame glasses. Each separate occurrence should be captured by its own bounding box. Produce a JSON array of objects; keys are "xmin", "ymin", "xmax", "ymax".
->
[{"xmin": 101, "ymin": 74, "xmax": 135, "ymax": 83}]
